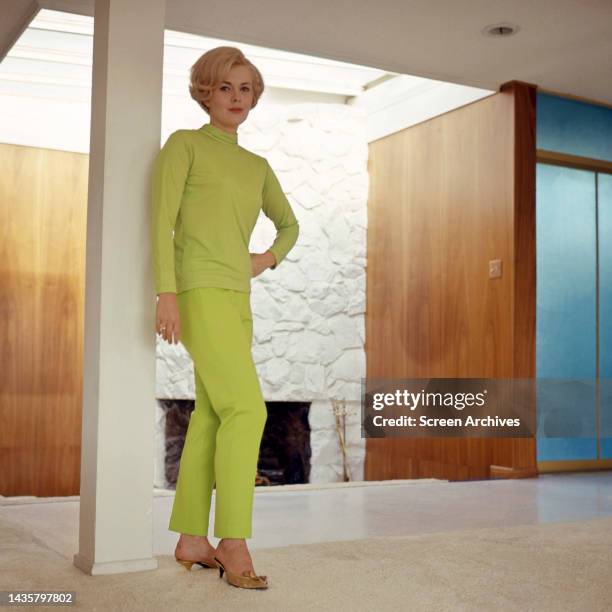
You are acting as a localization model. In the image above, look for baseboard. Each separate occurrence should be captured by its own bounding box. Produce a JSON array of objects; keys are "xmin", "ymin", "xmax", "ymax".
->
[{"xmin": 490, "ymin": 465, "xmax": 539, "ymax": 479}]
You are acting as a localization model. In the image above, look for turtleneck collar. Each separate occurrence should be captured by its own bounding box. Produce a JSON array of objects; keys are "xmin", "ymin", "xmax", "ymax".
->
[{"xmin": 200, "ymin": 122, "xmax": 238, "ymax": 145}]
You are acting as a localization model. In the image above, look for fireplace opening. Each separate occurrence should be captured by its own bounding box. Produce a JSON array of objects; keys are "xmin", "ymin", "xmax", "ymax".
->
[
  {"xmin": 258, "ymin": 401, "xmax": 312, "ymax": 486},
  {"xmin": 162, "ymin": 399, "xmax": 312, "ymax": 488}
]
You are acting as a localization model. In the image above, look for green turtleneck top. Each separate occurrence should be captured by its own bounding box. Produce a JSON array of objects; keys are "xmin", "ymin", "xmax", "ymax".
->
[{"xmin": 151, "ymin": 122, "xmax": 300, "ymax": 295}]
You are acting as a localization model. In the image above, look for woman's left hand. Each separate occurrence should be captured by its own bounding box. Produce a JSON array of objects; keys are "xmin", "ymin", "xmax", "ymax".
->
[{"xmin": 250, "ymin": 250, "xmax": 276, "ymax": 278}]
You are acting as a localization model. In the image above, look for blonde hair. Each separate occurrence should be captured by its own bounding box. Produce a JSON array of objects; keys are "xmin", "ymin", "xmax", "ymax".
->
[{"xmin": 189, "ymin": 46, "xmax": 264, "ymax": 114}]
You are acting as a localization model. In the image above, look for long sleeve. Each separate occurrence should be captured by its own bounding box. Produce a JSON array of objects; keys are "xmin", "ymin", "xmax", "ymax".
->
[
  {"xmin": 261, "ymin": 159, "xmax": 299, "ymax": 269},
  {"xmin": 151, "ymin": 130, "xmax": 192, "ymax": 294}
]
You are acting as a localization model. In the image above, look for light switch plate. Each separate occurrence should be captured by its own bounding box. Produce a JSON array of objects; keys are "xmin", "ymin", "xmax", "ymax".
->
[{"xmin": 489, "ymin": 259, "xmax": 502, "ymax": 278}]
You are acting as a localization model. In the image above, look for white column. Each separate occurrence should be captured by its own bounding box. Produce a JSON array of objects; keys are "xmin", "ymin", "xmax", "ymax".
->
[{"xmin": 73, "ymin": 0, "xmax": 166, "ymax": 575}]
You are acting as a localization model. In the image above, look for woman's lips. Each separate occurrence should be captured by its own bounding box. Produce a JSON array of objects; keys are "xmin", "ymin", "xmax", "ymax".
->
[{"xmin": 229, "ymin": 108, "xmax": 242, "ymax": 113}]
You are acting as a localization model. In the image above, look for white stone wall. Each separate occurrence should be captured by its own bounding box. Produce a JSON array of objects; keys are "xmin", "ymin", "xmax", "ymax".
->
[{"xmin": 155, "ymin": 102, "xmax": 368, "ymax": 485}]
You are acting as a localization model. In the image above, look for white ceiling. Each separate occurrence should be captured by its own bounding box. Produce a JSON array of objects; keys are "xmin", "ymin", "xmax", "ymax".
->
[
  {"xmin": 2, "ymin": 0, "xmax": 610, "ymax": 107},
  {"xmin": 0, "ymin": 8, "xmax": 390, "ymax": 99}
]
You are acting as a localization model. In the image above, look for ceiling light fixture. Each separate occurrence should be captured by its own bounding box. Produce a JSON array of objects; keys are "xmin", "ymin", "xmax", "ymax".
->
[{"xmin": 482, "ymin": 22, "xmax": 520, "ymax": 37}]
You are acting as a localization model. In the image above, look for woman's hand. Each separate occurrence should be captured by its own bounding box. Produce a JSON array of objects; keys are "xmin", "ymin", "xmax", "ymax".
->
[
  {"xmin": 250, "ymin": 250, "xmax": 276, "ymax": 278},
  {"xmin": 156, "ymin": 293, "xmax": 181, "ymax": 344}
]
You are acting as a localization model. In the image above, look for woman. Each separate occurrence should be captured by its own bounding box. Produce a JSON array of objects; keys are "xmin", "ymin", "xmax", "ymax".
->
[{"xmin": 152, "ymin": 46, "xmax": 299, "ymax": 589}]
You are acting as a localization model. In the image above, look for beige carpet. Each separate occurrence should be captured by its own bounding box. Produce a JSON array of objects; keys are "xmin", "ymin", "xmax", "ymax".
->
[{"xmin": 1, "ymin": 514, "xmax": 611, "ymax": 611}]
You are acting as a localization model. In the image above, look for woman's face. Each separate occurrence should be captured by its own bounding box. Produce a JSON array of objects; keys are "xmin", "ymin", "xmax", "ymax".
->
[{"xmin": 208, "ymin": 64, "xmax": 255, "ymax": 130}]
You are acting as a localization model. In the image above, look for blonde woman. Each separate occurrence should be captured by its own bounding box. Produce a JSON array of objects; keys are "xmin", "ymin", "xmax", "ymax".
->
[{"xmin": 152, "ymin": 46, "xmax": 299, "ymax": 589}]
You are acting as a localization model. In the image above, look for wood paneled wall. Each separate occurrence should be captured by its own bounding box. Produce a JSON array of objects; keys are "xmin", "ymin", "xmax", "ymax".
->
[
  {"xmin": 0, "ymin": 143, "xmax": 88, "ymax": 496},
  {"xmin": 364, "ymin": 81, "xmax": 537, "ymax": 481}
]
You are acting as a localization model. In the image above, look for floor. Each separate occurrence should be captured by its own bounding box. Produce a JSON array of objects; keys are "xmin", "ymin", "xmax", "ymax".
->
[{"xmin": 2, "ymin": 471, "xmax": 611, "ymax": 560}]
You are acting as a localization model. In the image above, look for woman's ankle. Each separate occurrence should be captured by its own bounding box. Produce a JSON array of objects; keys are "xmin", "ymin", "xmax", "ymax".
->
[
  {"xmin": 179, "ymin": 533, "xmax": 209, "ymax": 543},
  {"xmin": 218, "ymin": 538, "xmax": 246, "ymax": 548}
]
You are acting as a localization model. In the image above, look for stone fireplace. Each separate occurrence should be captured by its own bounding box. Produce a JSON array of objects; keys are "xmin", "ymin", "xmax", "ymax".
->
[
  {"xmin": 153, "ymin": 102, "xmax": 367, "ymax": 489},
  {"xmin": 155, "ymin": 394, "xmax": 365, "ymax": 489}
]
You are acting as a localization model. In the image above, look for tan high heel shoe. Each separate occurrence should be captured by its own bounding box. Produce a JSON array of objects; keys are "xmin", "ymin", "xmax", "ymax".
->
[
  {"xmin": 213, "ymin": 556, "xmax": 268, "ymax": 589},
  {"xmin": 175, "ymin": 556, "xmax": 219, "ymax": 571}
]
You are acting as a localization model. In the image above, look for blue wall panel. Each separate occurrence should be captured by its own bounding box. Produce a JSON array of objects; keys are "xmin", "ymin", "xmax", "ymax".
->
[
  {"xmin": 537, "ymin": 93, "xmax": 612, "ymax": 163},
  {"xmin": 599, "ymin": 173, "xmax": 612, "ymax": 458},
  {"xmin": 536, "ymin": 163, "xmax": 597, "ymax": 460},
  {"xmin": 536, "ymin": 91, "xmax": 612, "ymax": 462}
]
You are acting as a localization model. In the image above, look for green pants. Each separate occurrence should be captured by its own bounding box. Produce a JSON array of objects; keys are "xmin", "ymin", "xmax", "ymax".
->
[{"xmin": 168, "ymin": 287, "xmax": 267, "ymax": 538}]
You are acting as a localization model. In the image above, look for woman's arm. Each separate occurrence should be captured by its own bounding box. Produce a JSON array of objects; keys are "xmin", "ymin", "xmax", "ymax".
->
[
  {"xmin": 261, "ymin": 159, "xmax": 299, "ymax": 270},
  {"xmin": 151, "ymin": 130, "xmax": 193, "ymax": 294}
]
